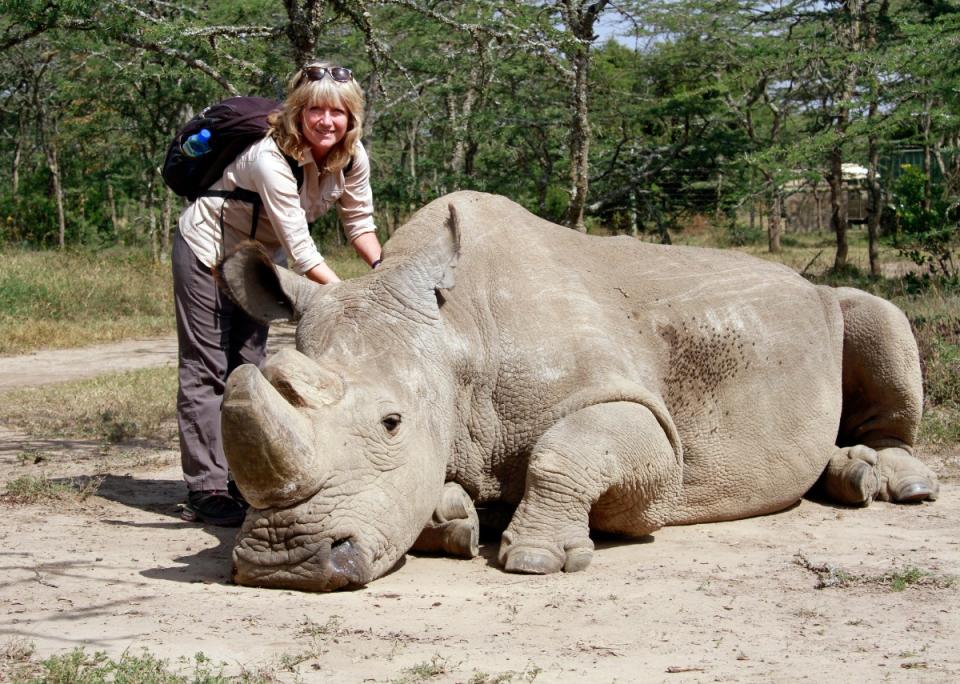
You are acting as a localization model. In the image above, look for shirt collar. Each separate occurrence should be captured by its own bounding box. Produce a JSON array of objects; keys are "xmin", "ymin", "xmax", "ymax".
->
[{"xmin": 299, "ymin": 147, "xmax": 317, "ymax": 168}]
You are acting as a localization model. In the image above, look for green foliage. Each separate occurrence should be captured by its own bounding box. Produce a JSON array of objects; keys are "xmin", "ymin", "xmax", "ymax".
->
[
  {"xmin": 722, "ymin": 221, "xmax": 765, "ymax": 248},
  {"xmin": 891, "ymin": 165, "xmax": 959, "ymax": 278},
  {"xmin": 0, "ymin": 0, "xmax": 957, "ymax": 293}
]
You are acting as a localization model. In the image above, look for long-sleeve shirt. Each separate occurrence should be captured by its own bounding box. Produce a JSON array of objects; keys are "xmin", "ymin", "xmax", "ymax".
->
[{"xmin": 177, "ymin": 135, "xmax": 377, "ymax": 274}]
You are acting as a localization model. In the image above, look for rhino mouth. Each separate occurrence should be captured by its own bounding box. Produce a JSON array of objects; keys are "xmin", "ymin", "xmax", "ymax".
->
[{"xmin": 232, "ymin": 507, "xmax": 376, "ymax": 591}]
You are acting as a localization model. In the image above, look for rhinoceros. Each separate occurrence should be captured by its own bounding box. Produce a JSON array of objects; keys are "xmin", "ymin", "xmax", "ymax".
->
[{"xmin": 217, "ymin": 190, "xmax": 938, "ymax": 592}]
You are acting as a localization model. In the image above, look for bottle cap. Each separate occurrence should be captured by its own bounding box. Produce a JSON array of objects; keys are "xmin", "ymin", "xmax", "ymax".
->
[{"xmin": 198, "ymin": 129, "xmax": 211, "ymax": 141}]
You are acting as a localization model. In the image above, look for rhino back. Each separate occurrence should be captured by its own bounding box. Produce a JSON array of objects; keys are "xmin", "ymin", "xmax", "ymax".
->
[{"xmin": 391, "ymin": 192, "xmax": 844, "ymax": 519}]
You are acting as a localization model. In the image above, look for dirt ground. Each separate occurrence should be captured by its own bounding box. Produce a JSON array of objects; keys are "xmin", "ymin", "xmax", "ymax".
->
[{"xmin": 1, "ymin": 334, "xmax": 958, "ymax": 683}]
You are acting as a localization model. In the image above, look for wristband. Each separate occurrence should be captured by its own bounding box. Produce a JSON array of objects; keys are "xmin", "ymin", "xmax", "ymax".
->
[{"xmin": 371, "ymin": 258, "xmax": 382, "ymax": 269}]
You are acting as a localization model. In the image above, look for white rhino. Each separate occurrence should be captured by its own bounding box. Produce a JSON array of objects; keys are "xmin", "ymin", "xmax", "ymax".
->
[{"xmin": 217, "ymin": 190, "xmax": 938, "ymax": 592}]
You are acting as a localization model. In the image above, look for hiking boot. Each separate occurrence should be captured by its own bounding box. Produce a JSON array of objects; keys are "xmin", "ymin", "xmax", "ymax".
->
[
  {"xmin": 182, "ymin": 490, "xmax": 246, "ymax": 527},
  {"xmin": 227, "ymin": 479, "xmax": 249, "ymax": 510}
]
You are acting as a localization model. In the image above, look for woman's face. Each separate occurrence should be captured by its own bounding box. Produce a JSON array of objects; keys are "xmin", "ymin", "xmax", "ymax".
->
[{"xmin": 300, "ymin": 102, "xmax": 350, "ymax": 160}]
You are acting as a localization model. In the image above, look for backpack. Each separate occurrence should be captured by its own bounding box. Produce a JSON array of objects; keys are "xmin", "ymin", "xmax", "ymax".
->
[{"xmin": 162, "ymin": 96, "xmax": 304, "ymax": 239}]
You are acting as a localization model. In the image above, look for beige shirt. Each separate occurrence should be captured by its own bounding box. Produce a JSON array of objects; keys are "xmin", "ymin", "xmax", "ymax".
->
[{"xmin": 177, "ymin": 136, "xmax": 377, "ymax": 274}]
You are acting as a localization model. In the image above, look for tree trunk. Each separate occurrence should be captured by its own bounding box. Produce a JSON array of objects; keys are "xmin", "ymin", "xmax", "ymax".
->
[
  {"xmin": 829, "ymin": 148, "xmax": 848, "ymax": 269},
  {"xmin": 814, "ymin": 185, "xmax": 824, "ymax": 233},
  {"xmin": 829, "ymin": 0, "xmax": 865, "ymax": 270},
  {"xmin": 561, "ymin": 0, "xmax": 610, "ymax": 232},
  {"xmin": 921, "ymin": 90, "xmax": 934, "ymax": 212},
  {"xmin": 45, "ymin": 140, "xmax": 66, "ymax": 249},
  {"xmin": 12, "ymin": 128, "xmax": 21, "ymax": 196},
  {"xmin": 161, "ymin": 185, "xmax": 174, "ymax": 259},
  {"xmin": 150, "ymin": 209, "xmax": 159, "ymax": 264},
  {"xmin": 107, "ymin": 182, "xmax": 119, "ymax": 237},
  {"xmin": 283, "ymin": 0, "xmax": 321, "ymax": 66},
  {"xmin": 447, "ymin": 46, "xmax": 485, "ymax": 187},
  {"xmin": 864, "ymin": 85, "xmax": 883, "ymax": 277},
  {"xmin": 566, "ymin": 45, "xmax": 591, "ymax": 232},
  {"xmin": 866, "ymin": 139, "xmax": 882, "ymax": 277},
  {"xmin": 768, "ymin": 192, "xmax": 782, "ymax": 254},
  {"xmin": 406, "ymin": 119, "xmax": 418, "ymax": 184}
]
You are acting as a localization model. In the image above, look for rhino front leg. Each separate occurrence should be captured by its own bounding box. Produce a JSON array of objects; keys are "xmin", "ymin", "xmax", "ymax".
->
[
  {"xmin": 500, "ymin": 401, "xmax": 679, "ymax": 575},
  {"xmin": 412, "ymin": 482, "xmax": 480, "ymax": 558}
]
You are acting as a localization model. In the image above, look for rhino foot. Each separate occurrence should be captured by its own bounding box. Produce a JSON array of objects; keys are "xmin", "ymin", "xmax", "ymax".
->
[
  {"xmin": 412, "ymin": 482, "xmax": 480, "ymax": 558},
  {"xmin": 872, "ymin": 447, "xmax": 939, "ymax": 503},
  {"xmin": 499, "ymin": 530, "xmax": 593, "ymax": 574},
  {"xmin": 818, "ymin": 445, "xmax": 938, "ymax": 506}
]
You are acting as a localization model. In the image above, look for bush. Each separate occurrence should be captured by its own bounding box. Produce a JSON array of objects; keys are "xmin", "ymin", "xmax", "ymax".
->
[
  {"xmin": 891, "ymin": 165, "xmax": 958, "ymax": 278},
  {"xmin": 722, "ymin": 221, "xmax": 764, "ymax": 247}
]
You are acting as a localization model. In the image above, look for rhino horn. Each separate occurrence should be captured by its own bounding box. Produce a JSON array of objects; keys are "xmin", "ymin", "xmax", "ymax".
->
[
  {"xmin": 222, "ymin": 359, "xmax": 331, "ymax": 509},
  {"xmin": 216, "ymin": 241, "xmax": 320, "ymax": 324},
  {"xmin": 262, "ymin": 348, "xmax": 344, "ymax": 407}
]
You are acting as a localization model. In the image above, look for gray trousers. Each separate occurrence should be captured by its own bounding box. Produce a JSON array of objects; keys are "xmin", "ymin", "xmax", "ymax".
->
[{"xmin": 172, "ymin": 230, "xmax": 268, "ymax": 492}]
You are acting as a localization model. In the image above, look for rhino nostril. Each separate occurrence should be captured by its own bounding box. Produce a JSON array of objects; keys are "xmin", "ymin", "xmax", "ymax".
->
[
  {"xmin": 273, "ymin": 379, "xmax": 307, "ymax": 407},
  {"xmin": 331, "ymin": 537, "xmax": 352, "ymax": 551}
]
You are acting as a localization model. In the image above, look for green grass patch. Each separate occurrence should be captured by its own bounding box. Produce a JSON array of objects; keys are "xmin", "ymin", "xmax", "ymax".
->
[{"xmin": 0, "ymin": 367, "xmax": 178, "ymax": 446}]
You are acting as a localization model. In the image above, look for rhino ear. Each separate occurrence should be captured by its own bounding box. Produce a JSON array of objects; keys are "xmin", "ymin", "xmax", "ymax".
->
[
  {"xmin": 216, "ymin": 242, "xmax": 320, "ymax": 323},
  {"xmin": 380, "ymin": 203, "xmax": 461, "ymax": 317},
  {"xmin": 434, "ymin": 203, "xmax": 461, "ymax": 290}
]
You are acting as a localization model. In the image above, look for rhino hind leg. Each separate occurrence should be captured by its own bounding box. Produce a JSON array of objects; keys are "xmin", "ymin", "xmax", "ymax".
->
[
  {"xmin": 499, "ymin": 401, "xmax": 679, "ymax": 575},
  {"xmin": 816, "ymin": 287, "xmax": 939, "ymax": 505},
  {"xmin": 411, "ymin": 481, "xmax": 480, "ymax": 558}
]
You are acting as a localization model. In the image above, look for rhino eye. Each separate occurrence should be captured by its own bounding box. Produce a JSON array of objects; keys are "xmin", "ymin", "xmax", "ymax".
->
[{"xmin": 381, "ymin": 413, "xmax": 402, "ymax": 434}]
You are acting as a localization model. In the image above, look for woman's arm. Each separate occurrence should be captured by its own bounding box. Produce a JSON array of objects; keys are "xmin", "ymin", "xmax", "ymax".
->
[
  {"xmin": 351, "ymin": 232, "xmax": 382, "ymax": 268},
  {"xmin": 304, "ymin": 261, "xmax": 341, "ymax": 284}
]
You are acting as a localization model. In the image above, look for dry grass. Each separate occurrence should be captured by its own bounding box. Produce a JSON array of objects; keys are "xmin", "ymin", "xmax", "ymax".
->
[
  {"xmin": 2, "ymin": 473, "xmax": 103, "ymax": 505},
  {"xmin": 0, "ymin": 248, "xmax": 174, "ymax": 354},
  {"xmin": 0, "ymin": 367, "xmax": 179, "ymax": 446},
  {"xmin": 0, "ymin": 246, "xmax": 370, "ymax": 355}
]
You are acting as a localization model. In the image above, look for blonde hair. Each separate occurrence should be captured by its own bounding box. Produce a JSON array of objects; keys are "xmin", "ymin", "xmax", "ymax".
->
[{"xmin": 268, "ymin": 62, "xmax": 365, "ymax": 174}]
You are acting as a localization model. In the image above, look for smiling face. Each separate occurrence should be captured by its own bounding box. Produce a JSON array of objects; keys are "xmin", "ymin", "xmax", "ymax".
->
[{"xmin": 300, "ymin": 103, "xmax": 349, "ymax": 161}]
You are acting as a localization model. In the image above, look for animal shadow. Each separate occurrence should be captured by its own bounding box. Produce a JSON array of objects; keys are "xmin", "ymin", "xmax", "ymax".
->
[{"xmin": 92, "ymin": 474, "xmax": 240, "ymax": 585}]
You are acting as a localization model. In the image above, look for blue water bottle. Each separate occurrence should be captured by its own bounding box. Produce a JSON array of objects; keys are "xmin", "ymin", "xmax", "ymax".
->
[{"xmin": 182, "ymin": 128, "xmax": 211, "ymax": 157}]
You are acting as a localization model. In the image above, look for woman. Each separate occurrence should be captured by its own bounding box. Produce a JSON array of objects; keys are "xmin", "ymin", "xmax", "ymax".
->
[{"xmin": 173, "ymin": 62, "xmax": 382, "ymax": 526}]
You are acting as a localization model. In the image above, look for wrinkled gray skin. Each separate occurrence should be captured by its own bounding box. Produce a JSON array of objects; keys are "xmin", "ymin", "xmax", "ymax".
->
[{"xmin": 218, "ymin": 191, "xmax": 938, "ymax": 592}]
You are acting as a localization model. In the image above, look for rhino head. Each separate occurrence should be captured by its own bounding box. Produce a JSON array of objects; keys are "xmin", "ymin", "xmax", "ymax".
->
[{"xmin": 217, "ymin": 208, "xmax": 461, "ymax": 591}]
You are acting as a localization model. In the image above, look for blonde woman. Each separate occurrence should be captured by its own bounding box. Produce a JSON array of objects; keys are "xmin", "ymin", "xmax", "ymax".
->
[{"xmin": 173, "ymin": 62, "xmax": 382, "ymax": 526}]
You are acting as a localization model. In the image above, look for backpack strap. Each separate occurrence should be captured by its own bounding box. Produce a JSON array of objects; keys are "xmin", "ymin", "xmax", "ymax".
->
[
  {"xmin": 199, "ymin": 155, "xmax": 304, "ymax": 241},
  {"xmin": 203, "ymin": 188, "xmax": 265, "ymax": 239}
]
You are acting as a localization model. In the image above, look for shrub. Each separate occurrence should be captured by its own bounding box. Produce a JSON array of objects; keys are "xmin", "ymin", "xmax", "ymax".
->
[{"xmin": 891, "ymin": 165, "xmax": 958, "ymax": 278}]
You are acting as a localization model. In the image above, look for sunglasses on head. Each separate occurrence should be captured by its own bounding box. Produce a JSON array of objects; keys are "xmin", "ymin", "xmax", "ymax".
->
[{"xmin": 298, "ymin": 65, "xmax": 353, "ymax": 87}]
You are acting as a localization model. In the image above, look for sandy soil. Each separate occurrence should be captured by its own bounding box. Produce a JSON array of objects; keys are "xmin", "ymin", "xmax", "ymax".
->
[{"xmin": 1, "ymin": 335, "xmax": 958, "ymax": 683}]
